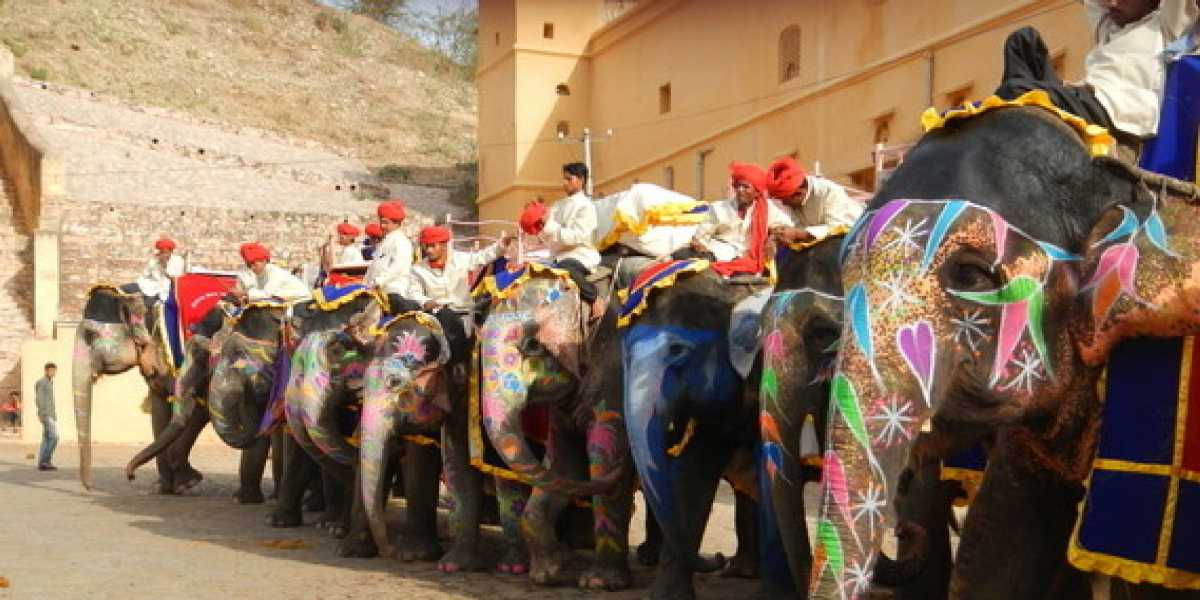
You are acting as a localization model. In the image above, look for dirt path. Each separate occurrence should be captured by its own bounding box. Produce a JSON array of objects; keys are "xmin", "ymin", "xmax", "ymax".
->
[{"xmin": 0, "ymin": 438, "xmax": 757, "ymax": 599}]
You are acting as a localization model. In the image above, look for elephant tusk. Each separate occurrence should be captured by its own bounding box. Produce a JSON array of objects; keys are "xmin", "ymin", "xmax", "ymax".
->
[{"xmin": 666, "ymin": 418, "xmax": 697, "ymax": 458}]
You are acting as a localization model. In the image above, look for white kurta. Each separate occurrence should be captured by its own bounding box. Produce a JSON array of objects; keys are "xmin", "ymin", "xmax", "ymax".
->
[
  {"xmin": 237, "ymin": 263, "xmax": 311, "ymax": 302},
  {"xmin": 776, "ymin": 176, "xmax": 865, "ymax": 240},
  {"xmin": 364, "ymin": 229, "xmax": 415, "ymax": 296},
  {"xmin": 336, "ymin": 243, "xmax": 366, "ymax": 267},
  {"xmin": 699, "ymin": 198, "xmax": 794, "ymax": 261},
  {"xmin": 409, "ymin": 243, "xmax": 504, "ymax": 308},
  {"xmin": 136, "ymin": 254, "xmax": 185, "ymax": 300},
  {"xmin": 1081, "ymin": 0, "xmax": 1198, "ymax": 138},
  {"xmin": 541, "ymin": 191, "xmax": 601, "ymax": 270}
]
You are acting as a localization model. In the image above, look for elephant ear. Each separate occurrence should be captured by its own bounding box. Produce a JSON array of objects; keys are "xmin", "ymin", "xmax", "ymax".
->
[
  {"xmin": 728, "ymin": 288, "xmax": 771, "ymax": 379},
  {"xmin": 1076, "ymin": 172, "xmax": 1200, "ymax": 365}
]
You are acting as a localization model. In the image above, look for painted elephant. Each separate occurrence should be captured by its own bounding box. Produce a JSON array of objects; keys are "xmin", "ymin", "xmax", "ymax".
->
[
  {"xmin": 622, "ymin": 265, "xmax": 770, "ymax": 600},
  {"xmin": 811, "ymin": 104, "xmax": 1200, "ymax": 598},
  {"xmin": 476, "ymin": 265, "xmax": 636, "ymax": 588},
  {"xmin": 74, "ymin": 285, "xmax": 197, "ymax": 493}
]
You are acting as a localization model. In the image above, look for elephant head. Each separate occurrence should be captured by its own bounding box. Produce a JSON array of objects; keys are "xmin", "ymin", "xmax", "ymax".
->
[
  {"xmin": 74, "ymin": 285, "xmax": 162, "ymax": 490},
  {"xmin": 810, "ymin": 105, "xmax": 1200, "ymax": 597},
  {"xmin": 207, "ymin": 304, "xmax": 285, "ymax": 449},
  {"xmin": 357, "ymin": 311, "xmax": 450, "ymax": 557},
  {"xmin": 477, "ymin": 267, "xmax": 609, "ymax": 495}
]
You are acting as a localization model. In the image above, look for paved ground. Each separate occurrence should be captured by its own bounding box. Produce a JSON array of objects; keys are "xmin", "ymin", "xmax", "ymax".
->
[{"xmin": 0, "ymin": 437, "xmax": 759, "ymax": 599}]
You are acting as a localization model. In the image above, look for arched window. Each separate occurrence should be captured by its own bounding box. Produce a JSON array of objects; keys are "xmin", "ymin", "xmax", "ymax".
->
[
  {"xmin": 556, "ymin": 121, "xmax": 570, "ymax": 137},
  {"xmin": 779, "ymin": 25, "xmax": 801, "ymax": 83},
  {"xmin": 556, "ymin": 83, "xmax": 570, "ymax": 96}
]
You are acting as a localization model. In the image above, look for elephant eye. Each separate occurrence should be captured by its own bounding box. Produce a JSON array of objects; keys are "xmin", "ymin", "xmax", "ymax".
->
[{"xmin": 943, "ymin": 254, "xmax": 1000, "ymax": 293}]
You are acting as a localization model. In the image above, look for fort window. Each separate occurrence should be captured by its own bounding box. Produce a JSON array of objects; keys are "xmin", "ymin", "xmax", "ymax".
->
[
  {"xmin": 1051, "ymin": 50, "xmax": 1067, "ymax": 78},
  {"xmin": 495, "ymin": 32, "xmax": 500, "ymax": 46},
  {"xmin": 663, "ymin": 165, "xmax": 675, "ymax": 190},
  {"xmin": 556, "ymin": 83, "xmax": 570, "ymax": 96},
  {"xmin": 779, "ymin": 25, "xmax": 801, "ymax": 83},
  {"xmin": 873, "ymin": 112, "xmax": 893, "ymax": 145},
  {"xmin": 944, "ymin": 84, "xmax": 973, "ymax": 110},
  {"xmin": 659, "ymin": 83, "xmax": 671, "ymax": 114},
  {"xmin": 543, "ymin": 22, "xmax": 554, "ymax": 39},
  {"xmin": 850, "ymin": 166, "xmax": 876, "ymax": 193},
  {"xmin": 556, "ymin": 121, "xmax": 570, "ymax": 137}
]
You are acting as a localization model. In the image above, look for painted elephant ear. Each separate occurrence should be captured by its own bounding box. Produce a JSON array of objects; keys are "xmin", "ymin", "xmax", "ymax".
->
[
  {"xmin": 728, "ymin": 288, "xmax": 771, "ymax": 379},
  {"xmin": 1077, "ymin": 172, "xmax": 1200, "ymax": 365}
]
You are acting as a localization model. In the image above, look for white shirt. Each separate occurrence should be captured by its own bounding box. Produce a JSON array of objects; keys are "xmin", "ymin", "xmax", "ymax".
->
[
  {"xmin": 136, "ymin": 254, "xmax": 185, "ymax": 300},
  {"xmin": 237, "ymin": 263, "xmax": 311, "ymax": 302},
  {"xmin": 540, "ymin": 191, "xmax": 601, "ymax": 270},
  {"xmin": 409, "ymin": 243, "xmax": 504, "ymax": 308},
  {"xmin": 776, "ymin": 176, "xmax": 865, "ymax": 240},
  {"xmin": 1081, "ymin": 0, "xmax": 1198, "ymax": 138},
  {"xmin": 364, "ymin": 228, "xmax": 415, "ymax": 296},
  {"xmin": 336, "ymin": 243, "xmax": 366, "ymax": 267},
  {"xmin": 699, "ymin": 197, "xmax": 794, "ymax": 262}
]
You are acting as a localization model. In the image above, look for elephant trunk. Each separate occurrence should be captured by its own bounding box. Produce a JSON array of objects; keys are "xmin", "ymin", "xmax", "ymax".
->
[
  {"xmin": 291, "ymin": 334, "xmax": 358, "ymax": 465},
  {"xmin": 359, "ymin": 370, "xmax": 398, "ymax": 558},
  {"xmin": 72, "ymin": 330, "xmax": 96, "ymax": 490},
  {"xmin": 485, "ymin": 401, "xmax": 616, "ymax": 497},
  {"xmin": 125, "ymin": 340, "xmax": 209, "ymax": 480},
  {"xmin": 208, "ymin": 372, "xmax": 261, "ymax": 449}
]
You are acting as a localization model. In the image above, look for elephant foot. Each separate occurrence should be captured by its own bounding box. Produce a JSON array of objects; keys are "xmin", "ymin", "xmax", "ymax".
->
[
  {"xmin": 337, "ymin": 530, "xmax": 379, "ymax": 558},
  {"xmin": 266, "ymin": 509, "xmax": 302, "ymax": 528},
  {"xmin": 496, "ymin": 546, "xmax": 529, "ymax": 576},
  {"xmin": 529, "ymin": 544, "xmax": 568, "ymax": 586},
  {"xmin": 235, "ymin": 487, "xmax": 266, "ymax": 505},
  {"xmin": 156, "ymin": 480, "xmax": 179, "ymax": 496},
  {"xmin": 302, "ymin": 493, "xmax": 325, "ymax": 513},
  {"xmin": 172, "ymin": 467, "xmax": 203, "ymax": 494},
  {"xmin": 438, "ymin": 541, "xmax": 486, "ymax": 573},
  {"xmin": 327, "ymin": 523, "xmax": 350, "ymax": 539},
  {"xmin": 694, "ymin": 552, "xmax": 727, "ymax": 574},
  {"xmin": 578, "ymin": 562, "xmax": 633, "ymax": 591},
  {"xmin": 718, "ymin": 552, "xmax": 758, "ymax": 579},
  {"xmin": 636, "ymin": 539, "xmax": 661, "ymax": 566},
  {"xmin": 397, "ymin": 535, "xmax": 443, "ymax": 562},
  {"xmin": 648, "ymin": 575, "xmax": 697, "ymax": 600}
]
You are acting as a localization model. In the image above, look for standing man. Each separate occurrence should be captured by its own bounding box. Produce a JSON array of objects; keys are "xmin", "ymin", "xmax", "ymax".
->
[
  {"xmin": 234, "ymin": 242, "xmax": 311, "ymax": 303},
  {"xmin": 35, "ymin": 362, "xmax": 58, "ymax": 471},
  {"xmin": 136, "ymin": 237, "xmax": 185, "ymax": 304},
  {"xmin": 364, "ymin": 199, "xmax": 420, "ymax": 311},
  {"xmin": 518, "ymin": 162, "xmax": 605, "ymax": 320},
  {"xmin": 765, "ymin": 157, "xmax": 863, "ymax": 245}
]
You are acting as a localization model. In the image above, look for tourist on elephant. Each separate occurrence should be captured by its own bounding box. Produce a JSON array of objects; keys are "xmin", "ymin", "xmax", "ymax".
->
[
  {"xmin": 332, "ymin": 222, "xmax": 365, "ymax": 267},
  {"xmin": 364, "ymin": 199, "xmax": 416, "ymax": 296},
  {"xmin": 765, "ymin": 156, "xmax": 863, "ymax": 246},
  {"xmin": 136, "ymin": 237, "xmax": 184, "ymax": 303},
  {"xmin": 362, "ymin": 222, "xmax": 383, "ymax": 260},
  {"xmin": 686, "ymin": 161, "xmax": 792, "ymax": 261},
  {"xmin": 518, "ymin": 162, "xmax": 605, "ymax": 321},
  {"xmin": 410, "ymin": 224, "xmax": 510, "ymax": 362},
  {"xmin": 234, "ymin": 242, "xmax": 310, "ymax": 303},
  {"xmin": 994, "ymin": 1, "xmax": 1198, "ymax": 144}
]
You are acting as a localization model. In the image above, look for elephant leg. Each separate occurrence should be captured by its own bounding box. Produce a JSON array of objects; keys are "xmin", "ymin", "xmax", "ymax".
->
[
  {"xmin": 648, "ymin": 439, "xmax": 729, "ymax": 600},
  {"xmin": 721, "ymin": 488, "xmax": 760, "ymax": 579},
  {"xmin": 579, "ymin": 414, "xmax": 634, "ymax": 591},
  {"xmin": 890, "ymin": 460, "xmax": 957, "ymax": 600},
  {"xmin": 494, "ymin": 477, "xmax": 531, "ymax": 575},
  {"xmin": 339, "ymin": 460, "xmax": 380, "ymax": 558},
  {"xmin": 302, "ymin": 470, "xmax": 325, "ymax": 512},
  {"xmin": 396, "ymin": 440, "xmax": 443, "ymax": 562},
  {"xmin": 638, "ymin": 502, "xmax": 663, "ymax": 566},
  {"xmin": 268, "ymin": 428, "xmax": 285, "ymax": 500},
  {"xmin": 148, "ymin": 391, "xmax": 176, "ymax": 494},
  {"xmin": 266, "ymin": 434, "xmax": 317, "ymax": 528},
  {"xmin": 439, "ymin": 406, "xmax": 486, "ymax": 573},
  {"xmin": 318, "ymin": 463, "xmax": 355, "ymax": 536},
  {"xmin": 234, "ymin": 436, "xmax": 270, "ymax": 504},
  {"xmin": 524, "ymin": 421, "xmax": 585, "ymax": 586},
  {"xmin": 166, "ymin": 405, "xmax": 209, "ymax": 494}
]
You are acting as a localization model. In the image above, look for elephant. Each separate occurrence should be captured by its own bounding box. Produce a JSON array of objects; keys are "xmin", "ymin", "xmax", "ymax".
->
[
  {"xmin": 74, "ymin": 285, "xmax": 199, "ymax": 493},
  {"xmin": 621, "ymin": 264, "xmax": 771, "ymax": 600},
  {"xmin": 809, "ymin": 103, "xmax": 1200, "ymax": 598},
  {"xmin": 475, "ymin": 265, "xmax": 636, "ymax": 589}
]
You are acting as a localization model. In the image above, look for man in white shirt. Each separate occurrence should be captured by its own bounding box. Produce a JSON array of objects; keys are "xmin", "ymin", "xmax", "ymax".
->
[
  {"xmin": 234, "ymin": 242, "xmax": 311, "ymax": 303},
  {"xmin": 362, "ymin": 223, "xmax": 384, "ymax": 261},
  {"xmin": 994, "ymin": 1, "xmax": 1198, "ymax": 142},
  {"xmin": 688, "ymin": 162, "xmax": 793, "ymax": 262},
  {"xmin": 363, "ymin": 199, "xmax": 417, "ymax": 300},
  {"xmin": 765, "ymin": 157, "xmax": 863, "ymax": 245},
  {"xmin": 333, "ymin": 222, "xmax": 365, "ymax": 266},
  {"xmin": 136, "ymin": 237, "xmax": 185, "ymax": 302},
  {"xmin": 518, "ymin": 162, "xmax": 604, "ymax": 320}
]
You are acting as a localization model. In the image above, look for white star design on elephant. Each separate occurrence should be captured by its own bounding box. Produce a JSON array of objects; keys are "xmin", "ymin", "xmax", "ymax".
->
[
  {"xmin": 882, "ymin": 217, "xmax": 929, "ymax": 256},
  {"xmin": 950, "ymin": 308, "xmax": 991, "ymax": 352},
  {"xmin": 845, "ymin": 560, "xmax": 874, "ymax": 598},
  {"xmin": 852, "ymin": 481, "xmax": 887, "ymax": 542},
  {"xmin": 879, "ymin": 271, "xmax": 919, "ymax": 314},
  {"xmin": 999, "ymin": 348, "xmax": 1043, "ymax": 395},
  {"xmin": 869, "ymin": 395, "xmax": 914, "ymax": 447}
]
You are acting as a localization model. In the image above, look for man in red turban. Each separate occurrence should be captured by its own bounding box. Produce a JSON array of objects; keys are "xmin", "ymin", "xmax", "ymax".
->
[
  {"xmin": 362, "ymin": 222, "xmax": 384, "ymax": 260},
  {"xmin": 235, "ymin": 242, "xmax": 309, "ymax": 303},
  {"xmin": 765, "ymin": 156, "xmax": 862, "ymax": 245},
  {"xmin": 332, "ymin": 222, "xmax": 365, "ymax": 266},
  {"xmin": 136, "ymin": 237, "xmax": 185, "ymax": 302},
  {"xmin": 686, "ymin": 162, "xmax": 793, "ymax": 263},
  {"xmin": 364, "ymin": 199, "xmax": 415, "ymax": 297}
]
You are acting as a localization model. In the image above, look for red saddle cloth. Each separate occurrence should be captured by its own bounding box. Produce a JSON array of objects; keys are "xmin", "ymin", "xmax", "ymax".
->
[{"xmin": 174, "ymin": 273, "xmax": 239, "ymax": 341}]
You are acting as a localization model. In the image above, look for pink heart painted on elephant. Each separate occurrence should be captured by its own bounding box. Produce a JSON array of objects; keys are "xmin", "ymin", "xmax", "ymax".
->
[{"xmin": 896, "ymin": 320, "xmax": 934, "ymax": 406}]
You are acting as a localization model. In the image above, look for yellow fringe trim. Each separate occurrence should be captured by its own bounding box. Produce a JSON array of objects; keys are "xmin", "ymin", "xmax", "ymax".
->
[
  {"xmin": 311, "ymin": 286, "xmax": 384, "ymax": 312},
  {"xmin": 369, "ymin": 310, "xmax": 444, "ymax": 338},
  {"xmin": 597, "ymin": 200, "xmax": 709, "ymax": 251},
  {"xmin": 471, "ymin": 262, "xmax": 576, "ymax": 301},
  {"xmin": 401, "ymin": 434, "xmax": 440, "ymax": 448},
  {"xmin": 666, "ymin": 418, "xmax": 697, "ymax": 458},
  {"xmin": 1068, "ymin": 546, "xmax": 1200, "ymax": 591},
  {"xmin": 616, "ymin": 260, "xmax": 711, "ymax": 328},
  {"xmin": 940, "ymin": 465, "xmax": 984, "ymax": 507},
  {"xmin": 85, "ymin": 283, "xmax": 139, "ymax": 299},
  {"xmin": 921, "ymin": 90, "xmax": 1115, "ymax": 157},
  {"xmin": 785, "ymin": 225, "xmax": 851, "ymax": 252}
]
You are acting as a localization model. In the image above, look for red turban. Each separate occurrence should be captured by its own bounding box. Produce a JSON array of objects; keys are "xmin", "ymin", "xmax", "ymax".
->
[
  {"xmin": 767, "ymin": 157, "xmax": 807, "ymax": 199},
  {"xmin": 729, "ymin": 162, "xmax": 768, "ymax": 198},
  {"xmin": 336, "ymin": 223, "xmax": 360, "ymax": 237},
  {"xmin": 154, "ymin": 238, "xmax": 176, "ymax": 252},
  {"xmin": 364, "ymin": 223, "xmax": 383, "ymax": 239},
  {"xmin": 520, "ymin": 202, "xmax": 547, "ymax": 235},
  {"xmin": 239, "ymin": 242, "xmax": 270, "ymax": 264},
  {"xmin": 419, "ymin": 225, "xmax": 451, "ymax": 245},
  {"xmin": 377, "ymin": 199, "xmax": 406, "ymax": 222}
]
